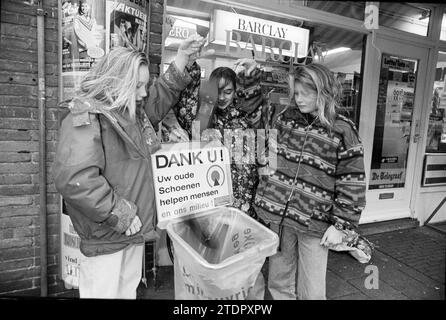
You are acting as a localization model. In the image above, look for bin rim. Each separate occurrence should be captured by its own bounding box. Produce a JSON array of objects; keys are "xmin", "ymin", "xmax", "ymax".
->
[{"xmin": 165, "ymin": 207, "xmax": 279, "ymax": 270}]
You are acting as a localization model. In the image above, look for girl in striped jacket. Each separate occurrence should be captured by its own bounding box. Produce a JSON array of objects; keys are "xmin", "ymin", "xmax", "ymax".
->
[{"xmin": 236, "ymin": 60, "xmax": 367, "ymax": 300}]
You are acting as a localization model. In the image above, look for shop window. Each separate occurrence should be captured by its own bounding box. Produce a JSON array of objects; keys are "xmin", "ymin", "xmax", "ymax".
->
[
  {"xmin": 378, "ymin": 2, "xmax": 430, "ymax": 37},
  {"xmin": 441, "ymin": 13, "xmax": 446, "ymax": 41},
  {"xmin": 304, "ymin": 1, "xmax": 365, "ymax": 21},
  {"xmin": 164, "ymin": 0, "xmax": 365, "ymax": 127},
  {"xmin": 426, "ymin": 51, "xmax": 446, "ymax": 153},
  {"xmin": 369, "ymin": 54, "xmax": 418, "ymax": 190}
]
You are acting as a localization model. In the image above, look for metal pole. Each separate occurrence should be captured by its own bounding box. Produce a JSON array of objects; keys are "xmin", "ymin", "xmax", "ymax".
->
[
  {"xmin": 57, "ymin": 0, "xmax": 64, "ymax": 292},
  {"xmin": 37, "ymin": 0, "xmax": 48, "ymax": 297}
]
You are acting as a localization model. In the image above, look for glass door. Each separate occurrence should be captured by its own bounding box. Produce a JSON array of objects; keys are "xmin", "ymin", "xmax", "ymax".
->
[{"xmin": 360, "ymin": 36, "xmax": 429, "ymax": 223}]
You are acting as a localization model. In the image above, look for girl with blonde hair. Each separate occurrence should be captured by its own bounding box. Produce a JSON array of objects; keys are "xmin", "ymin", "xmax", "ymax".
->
[
  {"xmin": 54, "ymin": 35, "xmax": 205, "ymax": 299},
  {"xmin": 235, "ymin": 60, "xmax": 366, "ymax": 300}
]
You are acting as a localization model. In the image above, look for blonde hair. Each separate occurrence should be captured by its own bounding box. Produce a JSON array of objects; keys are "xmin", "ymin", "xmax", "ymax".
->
[
  {"xmin": 289, "ymin": 63, "xmax": 342, "ymax": 130},
  {"xmin": 78, "ymin": 46, "xmax": 149, "ymax": 121}
]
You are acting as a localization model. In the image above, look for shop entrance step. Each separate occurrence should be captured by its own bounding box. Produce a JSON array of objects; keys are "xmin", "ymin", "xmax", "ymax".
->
[{"xmin": 358, "ymin": 218, "xmax": 419, "ymax": 236}]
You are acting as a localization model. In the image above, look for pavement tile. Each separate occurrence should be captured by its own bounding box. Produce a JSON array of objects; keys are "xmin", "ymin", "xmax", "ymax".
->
[
  {"xmin": 377, "ymin": 266, "xmax": 442, "ymax": 300},
  {"xmin": 327, "ymin": 254, "xmax": 371, "ymax": 281},
  {"xmin": 410, "ymin": 262, "xmax": 432, "ymax": 269},
  {"xmin": 326, "ymin": 270, "xmax": 360, "ymax": 299},
  {"xmin": 398, "ymin": 264, "xmax": 443, "ymax": 287},
  {"xmin": 374, "ymin": 253, "xmax": 442, "ymax": 287},
  {"xmin": 347, "ymin": 277, "xmax": 410, "ymax": 300},
  {"xmin": 333, "ymin": 292, "xmax": 370, "ymax": 300}
]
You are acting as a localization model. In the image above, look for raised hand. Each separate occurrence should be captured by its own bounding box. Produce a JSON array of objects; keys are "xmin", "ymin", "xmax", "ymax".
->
[
  {"xmin": 175, "ymin": 34, "xmax": 208, "ymax": 71},
  {"xmin": 178, "ymin": 34, "xmax": 206, "ymax": 57},
  {"xmin": 234, "ymin": 58, "xmax": 259, "ymax": 76}
]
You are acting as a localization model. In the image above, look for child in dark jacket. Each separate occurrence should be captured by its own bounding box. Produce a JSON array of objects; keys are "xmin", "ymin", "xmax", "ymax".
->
[
  {"xmin": 204, "ymin": 66, "xmax": 260, "ymax": 219},
  {"xmin": 172, "ymin": 63, "xmax": 261, "ymax": 221}
]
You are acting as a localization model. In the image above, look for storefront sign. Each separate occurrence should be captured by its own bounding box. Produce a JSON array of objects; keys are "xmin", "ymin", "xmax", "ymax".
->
[
  {"xmin": 422, "ymin": 154, "xmax": 446, "ymax": 187},
  {"xmin": 369, "ymin": 169, "xmax": 406, "ymax": 189},
  {"xmin": 152, "ymin": 142, "xmax": 233, "ymax": 229},
  {"xmin": 383, "ymin": 55, "xmax": 416, "ymax": 73},
  {"xmin": 211, "ymin": 9, "xmax": 309, "ymax": 61},
  {"xmin": 169, "ymin": 25, "xmax": 195, "ymax": 39},
  {"xmin": 164, "ymin": 15, "xmax": 210, "ymax": 47}
]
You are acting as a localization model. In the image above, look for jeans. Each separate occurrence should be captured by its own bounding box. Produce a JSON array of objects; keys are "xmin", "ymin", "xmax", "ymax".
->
[{"xmin": 264, "ymin": 224, "xmax": 329, "ymax": 300}]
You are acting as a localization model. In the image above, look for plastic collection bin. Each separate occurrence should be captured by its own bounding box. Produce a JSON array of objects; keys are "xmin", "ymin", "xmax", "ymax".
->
[
  {"xmin": 152, "ymin": 142, "xmax": 279, "ymax": 300},
  {"xmin": 166, "ymin": 207, "xmax": 279, "ymax": 300}
]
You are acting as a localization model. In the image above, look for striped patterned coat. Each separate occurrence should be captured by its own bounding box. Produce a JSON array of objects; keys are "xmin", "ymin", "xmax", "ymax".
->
[{"xmin": 237, "ymin": 70, "xmax": 366, "ymax": 236}]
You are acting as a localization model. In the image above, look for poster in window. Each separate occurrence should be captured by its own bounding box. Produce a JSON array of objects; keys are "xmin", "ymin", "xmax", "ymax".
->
[
  {"xmin": 369, "ymin": 54, "xmax": 417, "ymax": 190},
  {"xmin": 105, "ymin": 0, "xmax": 148, "ymax": 52},
  {"xmin": 60, "ymin": 203, "xmax": 84, "ymax": 290},
  {"xmin": 61, "ymin": 0, "xmax": 106, "ymax": 74}
]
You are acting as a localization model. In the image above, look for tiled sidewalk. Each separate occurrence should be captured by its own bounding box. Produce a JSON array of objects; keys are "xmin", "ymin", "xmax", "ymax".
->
[{"xmin": 139, "ymin": 226, "xmax": 445, "ymax": 300}]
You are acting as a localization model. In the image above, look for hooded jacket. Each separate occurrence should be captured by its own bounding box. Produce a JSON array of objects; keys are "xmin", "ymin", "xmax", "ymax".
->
[{"xmin": 53, "ymin": 63, "xmax": 191, "ymax": 257}]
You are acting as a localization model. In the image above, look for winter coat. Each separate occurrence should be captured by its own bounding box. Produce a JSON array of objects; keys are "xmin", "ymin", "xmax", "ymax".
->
[
  {"xmin": 162, "ymin": 62, "xmax": 202, "ymax": 141},
  {"xmin": 238, "ymin": 69, "xmax": 367, "ymax": 236},
  {"xmin": 170, "ymin": 62, "xmax": 260, "ymax": 219},
  {"xmin": 53, "ymin": 63, "xmax": 192, "ymax": 257},
  {"xmin": 209, "ymin": 103, "xmax": 260, "ymax": 219},
  {"xmin": 254, "ymin": 108, "xmax": 367, "ymax": 236}
]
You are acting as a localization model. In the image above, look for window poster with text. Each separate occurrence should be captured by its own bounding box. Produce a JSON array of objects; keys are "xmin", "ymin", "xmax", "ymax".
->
[
  {"xmin": 61, "ymin": 0, "xmax": 149, "ymax": 100},
  {"xmin": 60, "ymin": 202, "xmax": 84, "ymax": 289},
  {"xmin": 105, "ymin": 0, "xmax": 148, "ymax": 53},
  {"xmin": 61, "ymin": 0, "xmax": 106, "ymax": 74},
  {"xmin": 369, "ymin": 54, "xmax": 418, "ymax": 190}
]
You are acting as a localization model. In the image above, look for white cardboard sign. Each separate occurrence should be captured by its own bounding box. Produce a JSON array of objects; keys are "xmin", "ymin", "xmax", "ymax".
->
[
  {"xmin": 60, "ymin": 212, "xmax": 84, "ymax": 289},
  {"xmin": 151, "ymin": 142, "xmax": 233, "ymax": 229}
]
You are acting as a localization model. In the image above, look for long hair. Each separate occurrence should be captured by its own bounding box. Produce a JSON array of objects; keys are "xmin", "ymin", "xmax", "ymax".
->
[
  {"xmin": 78, "ymin": 46, "xmax": 148, "ymax": 121},
  {"xmin": 290, "ymin": 63, "xmax": 342, "ymax": 129}
]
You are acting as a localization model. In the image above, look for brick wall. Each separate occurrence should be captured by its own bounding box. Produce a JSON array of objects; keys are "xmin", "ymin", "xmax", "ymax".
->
[
  {"xmin": 0, "ymin": 0, "xmax": 165, "ymax": 297},
  {"xmin": 0, "ymin": 0, "xmax": 60, "ymax": 297},
  {"xmin": 148, "ymin": 0, "xmax": 164, "ymax": 77}
]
